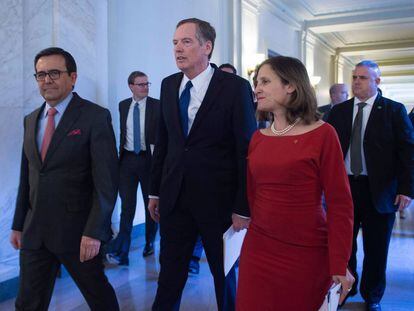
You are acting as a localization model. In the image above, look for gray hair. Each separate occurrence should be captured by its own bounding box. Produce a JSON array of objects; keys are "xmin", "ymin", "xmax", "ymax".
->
[
  {"xmin": 356, "ymin": 60, "xmax": 381, "ymax": 77},
  {"xmin": 176, "ymin": 18, "xmax": 216, "ymax": 60}
]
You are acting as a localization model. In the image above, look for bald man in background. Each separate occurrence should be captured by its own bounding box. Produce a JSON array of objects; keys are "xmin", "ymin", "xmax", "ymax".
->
[{"xmin": 319, "ymin": 83, "xmax": 349, "ymax": 121}]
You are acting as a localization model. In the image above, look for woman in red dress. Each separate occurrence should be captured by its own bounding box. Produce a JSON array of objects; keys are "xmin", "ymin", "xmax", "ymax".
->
[{"xmin": 236, "ymin": 56, "xmax": 354, "ymax": 311}]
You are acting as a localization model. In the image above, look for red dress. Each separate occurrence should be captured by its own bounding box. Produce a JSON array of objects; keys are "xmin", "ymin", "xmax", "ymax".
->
[{"xmin": 236, "ymin": 123, "xmax": 353, "ymax": 311}]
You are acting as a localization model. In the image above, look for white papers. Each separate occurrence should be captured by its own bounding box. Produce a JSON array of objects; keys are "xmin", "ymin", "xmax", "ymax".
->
[
  {"xmin": 223, "ymin": 226, "xmax": 247, "ymax": 275},
  {"xmin": 150, "ymin": 144, "xmax": 155, "ymax": 155},
  {"xmin": 328, "ymin": 283, "xmax": 341, "ymax": 311},
  {"xmin": 318, "ymin": 282, "xmax": 341, "ymax": 311}
]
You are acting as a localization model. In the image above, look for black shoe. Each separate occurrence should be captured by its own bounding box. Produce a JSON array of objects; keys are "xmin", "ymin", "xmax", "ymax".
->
[
  {"xmin": 143, "ymin": 243, "xmax": 154, "ymax": 257},
  {"xmin": 106, "ymin": 253, "xmax": 129, "ymax": 266},
  {"xmin": 366, "ymin": 303, "xmax": 381, "ymax": 311},
  {"xmin": 188, "ymin": 259, "xmax": 200, "ymax": 275}
]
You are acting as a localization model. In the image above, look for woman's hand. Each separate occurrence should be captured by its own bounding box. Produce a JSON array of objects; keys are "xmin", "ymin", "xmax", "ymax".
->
[{"xmin": 332, "ymin": 268, "xmax": 355, "ymax": 305}]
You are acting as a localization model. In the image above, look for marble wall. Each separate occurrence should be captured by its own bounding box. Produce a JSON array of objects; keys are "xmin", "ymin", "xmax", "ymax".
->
[{"xmin": 0, "ymin": 0, "xmax": 27, "ymax": 263}]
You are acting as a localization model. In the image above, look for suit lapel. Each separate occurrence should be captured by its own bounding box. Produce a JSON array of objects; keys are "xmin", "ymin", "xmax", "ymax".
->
[
  {"xmin": 145, "ymin": 97, "xmax": 153, "ymax": 145},
  {"xmin": 27, "ymin": 106, "xmax": 44, "ymax": 169},
  {"xmin": 364, "ymin": 94, "xmax": 382, "ymax": 139},
  {"xmin": 187, "ymin": 68, "xmax": 223, "ymax": 139},
  {"xmin": 120, "ymin": 99, "xmax": 130, "ymax": 144},
  {"xmin": 43, "ymin": 94, "xmax": 82, "ymax": 164},
  {"xmin": 343, "ymin": 99, "xmax": 354, "ymax": 145},
  {"xmin": 120, "ymin": 99, "xmax": 130, "ymax": 127},
  {"xmin": 170, "ymin": 73, "xmax": 185, "ymax": 139}
]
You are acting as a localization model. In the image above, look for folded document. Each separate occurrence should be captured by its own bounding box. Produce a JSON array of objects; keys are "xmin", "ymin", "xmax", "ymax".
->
[
  {"xmin": 318, "ymin": 282, "xmax": 341, "ymax": 311},
  {"xmin": 223, "ymin": 226, "xmax": 247, "ymax": 275}
]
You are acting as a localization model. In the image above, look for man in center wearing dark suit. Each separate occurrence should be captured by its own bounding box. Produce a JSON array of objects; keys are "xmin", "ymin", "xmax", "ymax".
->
[
  {"xmin": 189, "ymin": 62, "xmax": 239, "ymax": 275},
  {"xmin": 148, "ymin": 18, "xmax": 257, "ymax": 311},
  {"xmin": 106, "ymin": 71, "xmax": 160, "ymax": 265},
  {"xmin": 327, "ymin": 60, "xmax": 414, "ymax": 311}
]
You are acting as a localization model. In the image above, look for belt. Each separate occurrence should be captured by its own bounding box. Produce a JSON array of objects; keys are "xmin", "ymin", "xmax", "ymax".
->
[
  {"xmin": 348, "ymin": 175, "xmax": 368, "ymax": 181},
  {"xmin": 124, "ymin": 149, "xmax": 147, "ymax": 156}
]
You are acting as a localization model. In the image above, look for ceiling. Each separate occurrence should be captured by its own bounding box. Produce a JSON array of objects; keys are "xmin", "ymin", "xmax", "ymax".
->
[{"xmin": 275, "ymin": 0, "xmax": 414, "ymax": 107}]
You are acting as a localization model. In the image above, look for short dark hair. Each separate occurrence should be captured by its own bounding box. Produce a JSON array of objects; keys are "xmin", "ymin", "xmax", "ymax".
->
[
  {"xmin": 34, "ymin": 47, "xmax": 77, "ymax": 74},
  {"xmin": 257, "ymin": 56, "xmax": 319, "ymax": 124},
  {"xmin": 128, "ymin": 71, "xmax": 147, "ymax": 85},
  {"xmin": 176, "ymin": 18, "xmax": 216, "ymax": 60},
  {"xmin": 219, "ymin": 63, "xmax": 237, "ymax": 74}
]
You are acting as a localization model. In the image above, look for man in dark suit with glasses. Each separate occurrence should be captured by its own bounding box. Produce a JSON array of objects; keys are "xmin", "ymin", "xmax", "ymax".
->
[{"xmin": 10, "ymin": 47, "xmax": 119, "ymax": 311}]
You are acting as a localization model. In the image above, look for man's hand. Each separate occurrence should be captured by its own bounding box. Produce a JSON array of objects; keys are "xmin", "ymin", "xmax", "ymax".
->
[
  {"xmin": 10, "ymin": 230, "xmax": 22, "ymax": 250},
  {"xmin": 232, "ymin": 213, "xmax": 250, "ymax": 232},
  {"xmin": 333, "ymin": 268, "xmax": 355, "ymax": 305},
  {"xmin": 395, "ymin": 194, "xmax": 412, "ymax": 211},
  {"xmin": 80, "ymin": 236, "xmax": 101, "ymax": 262},
  {"xmin": 148, "ymin": 198, "xmax": 160, "ymax": 222}
]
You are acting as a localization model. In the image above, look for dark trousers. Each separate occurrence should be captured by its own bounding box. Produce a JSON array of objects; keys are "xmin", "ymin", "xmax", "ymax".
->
[
  {"xmin": 109, "ymin": 150, "xmax": 158, "ymax": 260},
  {"xmin": 348, "ymin": 176, "xmax": 396, "ymax": 304},
  {"xmin": 192, "ymin": 236, "xmax": 204, "ymax": 259},
  {"xmin": 191, "ymin": 236, "xmax": 237, "ymax": 310},
  {"xmin": 15, "ymin": 247, "xmax": 119, "ymax": 311},
  {"xmin": 152, "ymin": 191, "xmax": 234, "ymax": 311}
]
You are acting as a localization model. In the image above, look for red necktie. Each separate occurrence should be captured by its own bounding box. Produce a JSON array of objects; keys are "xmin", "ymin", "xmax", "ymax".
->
[{"xmin": 40, "ymin": 107, "xmax": 57, "ymax": 161}]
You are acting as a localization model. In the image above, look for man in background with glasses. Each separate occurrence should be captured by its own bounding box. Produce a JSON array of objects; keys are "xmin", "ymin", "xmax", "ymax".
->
[
  {"xmin": 106, "ymin": 71, "xmax": 160, "ymax": 265},
  {"xmin": 10, "ymin": 47, "xmax": 119, "ymax": 310}
]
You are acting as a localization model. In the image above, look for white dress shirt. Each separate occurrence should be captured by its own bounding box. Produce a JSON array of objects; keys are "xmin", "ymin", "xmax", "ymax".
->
[
  {"xmin": 179, "ymin": 64, "xmax": 214, "ymax": 132},
  {"xmin": 124, "ymin": 97, "xmax": 146, "ymax": 152},
  {"xmin": 344, "ymin": 93, "xmax": 377, "ymax": 176}
]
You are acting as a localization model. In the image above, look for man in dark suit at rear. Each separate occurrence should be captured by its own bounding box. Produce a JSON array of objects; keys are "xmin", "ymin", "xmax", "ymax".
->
[
  {"xmin": 327, "ymin": 60, "xmax": 414, "ymax": 311},
  {"xmin": 106, "ymin": 71, "xmax": 160, "ymax": 265},
  {"xmin": 148, "ymin": 18, "xmax": 256, "ymax": 311},
  {"xmin": 10, "ymin": 47, "xmax": 119, "ymax": 311}
]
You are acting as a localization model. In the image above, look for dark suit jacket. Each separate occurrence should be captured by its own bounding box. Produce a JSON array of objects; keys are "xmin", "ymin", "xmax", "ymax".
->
[
  {"xmin": 409, "ymin": 109, "xmax": 414, "ymax": 126},
  {"xmin": 318, "ymin": 104, "xmax": 332, "ymax": 121},
  {"xmin": 149, "ymin": 66, "xmax": 257, "ymax": 221},
  {"xmin": 118, "ymin": 96, "xmax": 160, "ymax": 160},
  {"xmin": 12, "ymin": 92, "xmax": 119, "ymax": 253},
  {"xmin": 327, "ymin": 95, "xmax": 414, "ymax": 213}
]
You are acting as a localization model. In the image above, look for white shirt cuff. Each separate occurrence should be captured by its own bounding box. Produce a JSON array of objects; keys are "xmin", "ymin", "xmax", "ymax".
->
[{"xmin": 234, "ymin": 213, "xmax": 250, "ymax": 219}]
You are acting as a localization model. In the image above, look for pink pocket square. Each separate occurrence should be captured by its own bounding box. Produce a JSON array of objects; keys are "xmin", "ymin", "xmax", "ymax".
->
[{"xmin": 67, "ymin": 129, "xmax": 81, "ymax": 136}]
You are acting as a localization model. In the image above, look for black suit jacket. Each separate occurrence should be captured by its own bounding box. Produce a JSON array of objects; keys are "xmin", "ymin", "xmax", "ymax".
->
[
  {"xmin": 327, "ymin": 95, "xmax": 414, "ymax": 213},
  {"xmin": 118, "ymin": 96, "xmax": 160, "ymax": 160},
  {"xmin": 318, "ymin": 104, "xmax": 332, "ymax": 121},
  {"xmin": 149, "ymin": 66, "xmax": 257, "ymax": 221},
  {"xmin": 409, "ymin": 109, "xmax": 414, "ymax": 126},
  {"xmin": 12, "ymin": 93, "xmax": 119, "ymax": 252}
]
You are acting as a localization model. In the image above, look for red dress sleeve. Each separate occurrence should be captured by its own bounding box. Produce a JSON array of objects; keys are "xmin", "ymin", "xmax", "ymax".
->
[{"xmin": 319, "ymin": 124, "xmax": 354, "ymax": 276}]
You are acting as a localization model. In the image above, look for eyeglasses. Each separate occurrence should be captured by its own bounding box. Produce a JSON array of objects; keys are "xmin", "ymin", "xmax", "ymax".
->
[
  {"xmin": 34, "ymin": 70, "xmax": 69, "ymax": 81},
  {"xmin": 131, "ymin": 82, "xmax": 151, "ymax": 87}
]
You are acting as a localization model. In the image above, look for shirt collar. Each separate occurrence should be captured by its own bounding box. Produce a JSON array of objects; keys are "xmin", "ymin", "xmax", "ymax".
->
[
  {"xmin": 354, "ymin": 92, "xmax": 378, "ymax": 107},
  {"xmin": 132, "ymin": 96, "xmax": 147, "ymax": 105},
  {"xmin": 43, "ymin": 92, "xmax": 73, "ymax": 118},
  {"xmin": 181, "ymin": 64, "xmax": 214, "ymax": 93}
]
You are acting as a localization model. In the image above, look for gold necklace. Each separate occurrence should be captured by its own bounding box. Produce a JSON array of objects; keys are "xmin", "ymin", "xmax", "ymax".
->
[{"xmin": 270, "ymin": 118, "xmax": 301, "ymax": 136}]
